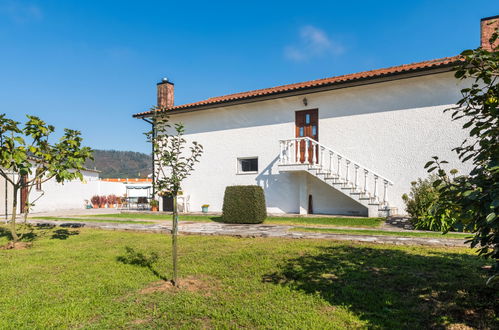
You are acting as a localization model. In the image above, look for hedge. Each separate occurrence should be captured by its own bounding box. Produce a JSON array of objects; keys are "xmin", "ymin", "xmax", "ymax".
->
[{"xmin": 222, "ymin": 185, "xmax": 267, "ymax": 224}]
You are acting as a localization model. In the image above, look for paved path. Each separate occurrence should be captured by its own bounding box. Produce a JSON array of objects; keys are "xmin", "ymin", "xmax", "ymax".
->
[{"xmin": 22, "ymin": 219, "xmax": 467, "ymax": 247}]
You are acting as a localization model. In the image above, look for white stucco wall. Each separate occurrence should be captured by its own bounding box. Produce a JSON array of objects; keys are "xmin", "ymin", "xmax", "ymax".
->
[
  {"xmin": 28, "ymin": 179, "xmax": 151, "ymax": 213},
  {"xmin": 0, "ymin": 168, "xmax": 152, "ymax": 216},
  {"xmin": 158, "ymin": 72, "xmax": 472, "ymax": 215}
]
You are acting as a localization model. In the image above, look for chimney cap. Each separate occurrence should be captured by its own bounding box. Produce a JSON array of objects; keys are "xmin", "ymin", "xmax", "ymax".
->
[
  {"xmin": 481, "ymin": 15, "xmax": 499, "ymax": 21},
  {"xmin": 157, "ymin": 77, "xmax": 174, "ymax": 85}
]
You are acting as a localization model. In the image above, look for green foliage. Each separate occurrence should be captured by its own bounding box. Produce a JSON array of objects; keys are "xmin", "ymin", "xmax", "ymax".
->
[
  {"xmin": 0, "ymin": 114, "xmax": 92, "ymax": 242},
  {"xmin": 145, "ymin": 108, "xmax": 203, "ymax": 286},
  {"xmin": 425, "ymin": 30, "xmax": 499, "ymax": 284},
  {"xmin": 222, "ymin": 185, "xmax": 267, "ymax": 224},
  {"xmin": 402, "ymin": 176, "xmax": 458, "ymax": 231},
  {"xmin": 146, "ymin": 112, "xmax": 203, "ymax": 197}
]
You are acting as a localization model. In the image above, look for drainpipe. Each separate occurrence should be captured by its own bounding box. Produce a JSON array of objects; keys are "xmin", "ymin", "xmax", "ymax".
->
[{"xmin": 142, "ymin": 118, "xmax": 155, "ymax": 200}]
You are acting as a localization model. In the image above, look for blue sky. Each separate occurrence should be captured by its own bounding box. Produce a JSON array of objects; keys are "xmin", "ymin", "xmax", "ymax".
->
[{"xmin": 0, "ymin": 0, "xmax": 497, "ymax": 153}]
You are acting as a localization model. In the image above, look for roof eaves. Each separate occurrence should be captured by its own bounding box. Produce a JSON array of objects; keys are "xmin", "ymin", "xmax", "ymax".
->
[{"xmin": 133, "ymin": 55, "xmax": 463, "ymax": 118}]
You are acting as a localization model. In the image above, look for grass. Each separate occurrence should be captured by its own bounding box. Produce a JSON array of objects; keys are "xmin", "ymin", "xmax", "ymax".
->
[
  {"xmin": 31, "ymin": 216, "xmax": 154, "ymax": 224},
  {"xmin": 83, "ymin": 213, "xmax": 385, "ymax": 228},
  {"xmin": 290, "ymin": 227, "xmax": 471, "ymax": 239},
  {"xmin": 0, "ymin": 226, "xmax": 497, "ymax": 328}
]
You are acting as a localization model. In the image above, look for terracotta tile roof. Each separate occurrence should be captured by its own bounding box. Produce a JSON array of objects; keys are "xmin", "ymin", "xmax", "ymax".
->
[{"xmin": 133, "ymin": 55, "xmax": 463, "ymax": 117}]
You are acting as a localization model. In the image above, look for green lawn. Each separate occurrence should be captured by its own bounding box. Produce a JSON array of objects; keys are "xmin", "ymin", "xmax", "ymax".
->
[
  {"xmin": 31, "ymin": 216, "xmax": 154, "ymax": 224},
  {"xmin": 291, "ymin": 227, "xmax": 471, "ymax": 239},
  {"xmin": 0, "ymin": 226, "xmax": 497, "ymax": 328},
  {"xmin": 83, "ymin": 213, "xmax": 384, "ymax": 227}
]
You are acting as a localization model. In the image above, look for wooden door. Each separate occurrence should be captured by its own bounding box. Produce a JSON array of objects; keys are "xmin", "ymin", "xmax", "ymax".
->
[{"xmin": 295, "ymin": 109, "xmax": 318, "ymax": 163}]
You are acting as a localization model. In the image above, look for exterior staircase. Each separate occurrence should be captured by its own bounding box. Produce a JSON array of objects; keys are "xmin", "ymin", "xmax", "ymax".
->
[{"xmin": 278, "ymin": 137, "xmax": 397, "ymax": 217}]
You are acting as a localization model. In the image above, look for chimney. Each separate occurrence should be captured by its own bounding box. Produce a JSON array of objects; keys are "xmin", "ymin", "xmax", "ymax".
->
[
  {"xmin": 157, "ymin": 77, "xmax": 174, "ymax": 109},
  {"xmin": 480, "ymin": 15, "xmax": 499, "ymax": 51}
]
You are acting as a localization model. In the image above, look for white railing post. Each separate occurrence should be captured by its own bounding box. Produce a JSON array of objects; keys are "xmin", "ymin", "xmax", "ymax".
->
[
  {"xmin": 373, "ymin": 175, "xmax": 379, "ymax": 202},
  {"xmin": 363, "ymin": 169, "xmax": 369, "ymax": 195},
  {"xmin": 354, "ymin": 164, "xmax": 359, "ymax": 190},
  {"xmin": 329, "ymin": 152, "xmax": 333, "ymax": 174},
  {"xmin": 284, "ymin": 140, "xmax": 290, "ymax": 164},
  {"xmin": 295, "ymin": 139, "xmax": 299, "ymax": 164},
  {"xmin": 336, "ymin": 156, "xmax": 341, "ymax": 179},
  {"xmin": 345, "ymin": 160, "xmax": 350, "ymax": 186},
  {"xmin": 312, "ymin": 141, "xmax": 317, "ymax": 165},
  {"xmin": 383, "ymin": 180, "xmax": 388, "ymax": 206},
  {"xmin": 279, "ymin": 140, "xmax": 284, "ymax": 164},
  {"xmin": 304, "ymin": 140, "xmax": 309, "ymax": 164},
  {"xmin": 319, "ymin": 146, "xmax": 325, "ymax": 170}
]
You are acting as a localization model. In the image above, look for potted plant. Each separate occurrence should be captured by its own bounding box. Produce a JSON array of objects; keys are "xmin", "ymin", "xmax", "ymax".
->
[
  {"xmin": 107, "ymin": 194, "xmax": 117, "ymax": 208},
  {"xmin": 99, "ymin": 195, "xmax": 107, "ymax": 208},
  {"xmin": 201, "ymin": 204, "xmax": 209, "ymax": 213},
  {"xmin": 150, "ymin": 199, "xmax": 159, "ymax": 211},
  {"xmin": 91, "ymin": 195, "xmax": 100, "ymax": 208}
]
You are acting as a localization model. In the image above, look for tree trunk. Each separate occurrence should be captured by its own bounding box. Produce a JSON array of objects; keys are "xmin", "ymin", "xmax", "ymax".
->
[
  {"xmin": 171, "ymin": 193, "xmax": 179, "ymax": 286},
  {"xmin": 10, "ymin": 187, "xmax": 19, "ymax": 243}
]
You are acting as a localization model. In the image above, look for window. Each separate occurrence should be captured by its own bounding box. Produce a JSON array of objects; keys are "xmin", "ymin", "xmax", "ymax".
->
[{"xmin": 237, "ymin": 157, "xmax": 258, "ymax": 174}]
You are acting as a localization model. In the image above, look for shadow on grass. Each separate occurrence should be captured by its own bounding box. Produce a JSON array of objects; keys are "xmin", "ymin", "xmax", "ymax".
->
[
  {"xmin": 0, "ymin": 227, "xmax": 12, "ymax": 240},
  {"xmin": 50, "ymin": 228, "xmax": 80, "ymax": 240},
  {"xmin": 1, "ymin": 223, "xmax": 79, "ymax": 242},
  {"xmin": 263, "ymin": 245, "xmax": 498, "ymax": 329},
  {"xmin": 0, "ymin": 225, "xmax": 38, "ymax": 242},
  {"xmin": 117, "ymin": 246, "xmax": 167, "ymax": 281}
]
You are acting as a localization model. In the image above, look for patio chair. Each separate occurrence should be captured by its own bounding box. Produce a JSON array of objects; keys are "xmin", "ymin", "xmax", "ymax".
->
[{"xmin": 177, "ymin": 195, "xmax": 190, "ymax": 213}]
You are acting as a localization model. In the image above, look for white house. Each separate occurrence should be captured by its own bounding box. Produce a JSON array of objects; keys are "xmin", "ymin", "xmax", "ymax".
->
[{"xmin": 134, "ymin": 16, "xmax": 498, "ymax": 217}]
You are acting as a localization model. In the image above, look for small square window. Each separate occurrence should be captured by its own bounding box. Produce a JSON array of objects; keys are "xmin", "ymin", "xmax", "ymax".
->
[
  {"xmin": 305, "ymin": 114, "xmax": 311, "ymax": 124},
  {"xmin": 238, "ymin": 157, "xmax": 258, "ymax": 174}
]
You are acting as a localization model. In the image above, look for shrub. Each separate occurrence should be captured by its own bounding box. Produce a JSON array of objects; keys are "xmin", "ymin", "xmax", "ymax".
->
[
  {"xmin": 402, "ymin": 175, "xmax": 458, "ymax": 231},
  {"xmin": 222, "ymin": 185, "xmax": 266, "ymax": 224}
]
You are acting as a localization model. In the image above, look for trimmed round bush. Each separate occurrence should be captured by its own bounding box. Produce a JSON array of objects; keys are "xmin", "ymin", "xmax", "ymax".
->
[{"xmin": 222, "ymin": 185, "xmax": 267, "ymax": 224}]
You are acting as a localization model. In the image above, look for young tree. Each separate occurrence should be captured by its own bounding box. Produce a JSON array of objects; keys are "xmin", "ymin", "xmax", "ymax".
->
[
  {"xmin": 425, "ymin": 31, "xmax": 498, "ymax": 285},
  {"xmin": 146, "ymin": 110, "xmax": 203, "ymax": 286},
  {"xmin": 0, "ymin": 114, "xmax": 93, "ymax": 243}
]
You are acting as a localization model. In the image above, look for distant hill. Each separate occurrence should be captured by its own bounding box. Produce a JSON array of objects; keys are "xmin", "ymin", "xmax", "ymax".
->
[{"xmin": 85, "ymin": 150, "xmax": 152, "ymax": 179}]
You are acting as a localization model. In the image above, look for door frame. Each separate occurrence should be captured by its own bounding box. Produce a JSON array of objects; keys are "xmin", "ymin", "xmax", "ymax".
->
[
  {"xmin": 295, "ymin": 108, "xmax": 319, "ymax": 140},
  {"xmin": 295, "ymin": 108, "xmax": 319, "ymax": 163}
]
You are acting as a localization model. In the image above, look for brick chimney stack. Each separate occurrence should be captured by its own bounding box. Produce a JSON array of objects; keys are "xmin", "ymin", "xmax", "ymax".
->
[
  {"xmin": 157, "ymin": 78, "xmax": 174, "ymax": 109},
  {"xmin": 480, "ymin": 15, "xmax": 499, "ymax": 51}
]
